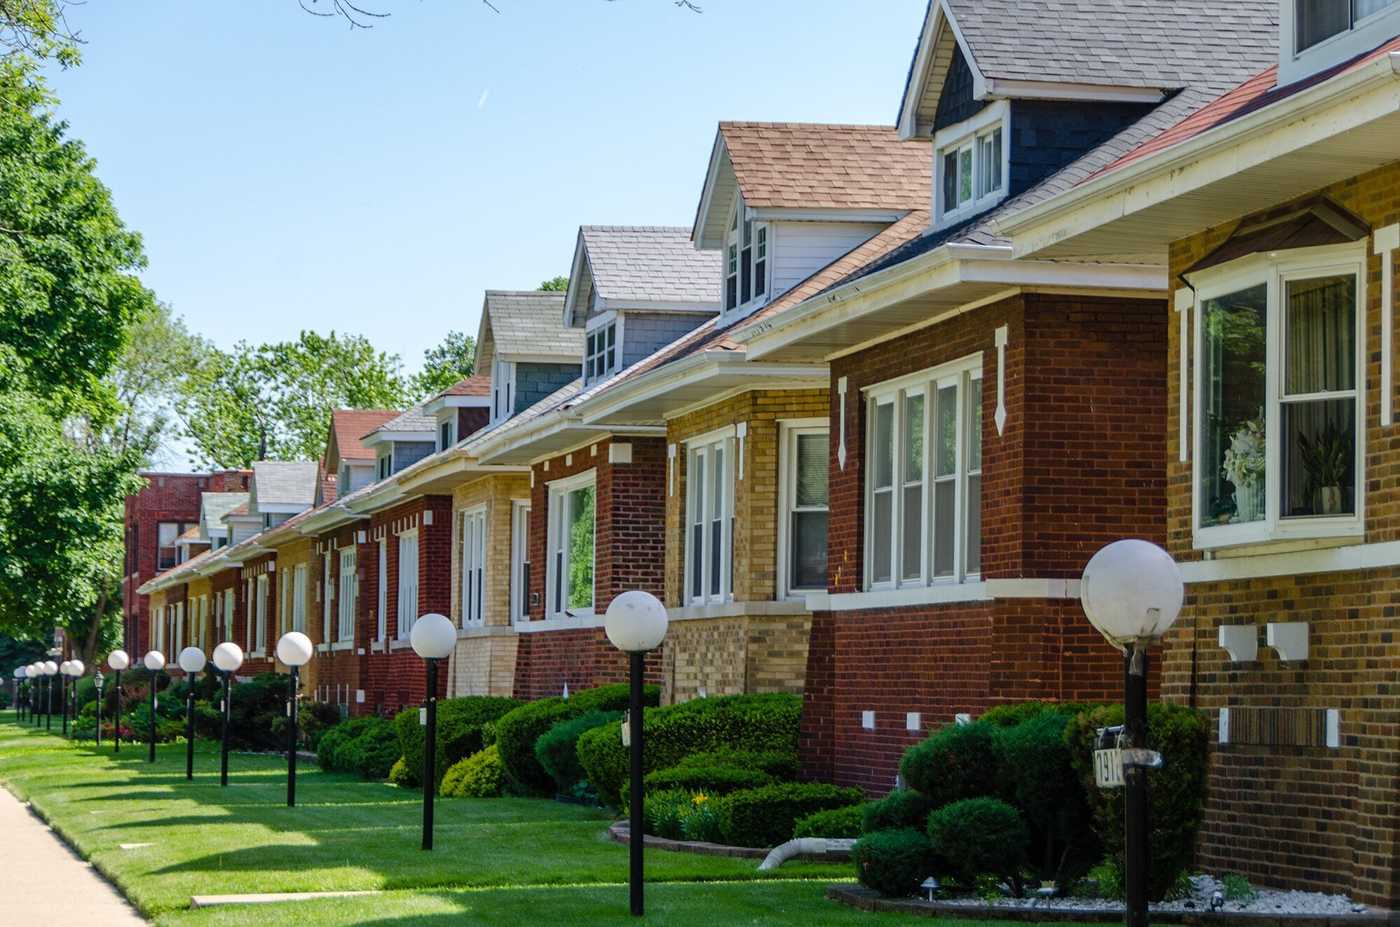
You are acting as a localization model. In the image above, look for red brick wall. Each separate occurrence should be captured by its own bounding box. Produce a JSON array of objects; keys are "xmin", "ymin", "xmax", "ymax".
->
[
  {"xmin": 237, "ymin": 554, "xmax": 278, "ymax": 677},
  {"xmin": 512, "ymin": 627, "xmax": 662, "ymax": 701},
  {"xmin": 312, "ymin": 523, "xmax": 371, "ymax": 714}
]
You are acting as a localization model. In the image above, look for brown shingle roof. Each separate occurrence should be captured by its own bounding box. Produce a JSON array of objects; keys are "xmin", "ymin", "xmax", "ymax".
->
[
  {"xmin": 435, "ymin": 374, "xmax": 491, "ymax": 399},
  {"xmin": 719, "ymin": 122, "xmax": 930, "ymax": 211},
  {"xmin": 332, "ymin": 409, "xmax": 399, "ymax": 462}
]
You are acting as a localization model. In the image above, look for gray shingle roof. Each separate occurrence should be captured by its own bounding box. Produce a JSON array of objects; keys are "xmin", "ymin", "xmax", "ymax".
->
[
  {"xmin": 943, "ymin": 0, "xmax": 1278, "ymax": 90},
  {"xmin": 251, "ymin": 461, "xmax": 319, "ymax": 508},
  {"xmin": 483, "ymin": 290, "xmax": 582, "ymax": 361},
  {"xmin": 581, "ymin": 226, "xmax": 720, "ymax": 307},
  {"xmin": 200, "ymin": 492, "xmax": 248, "ymax": 535},
  {"xmin": 368, "ymin": 404, "xmax": 435, "ymax": 437}
]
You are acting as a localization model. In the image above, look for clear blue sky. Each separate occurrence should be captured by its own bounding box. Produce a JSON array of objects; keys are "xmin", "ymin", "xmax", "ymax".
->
[{"xmin": 47, "ymin": 0, "xmax": 926, "ymax": 371}]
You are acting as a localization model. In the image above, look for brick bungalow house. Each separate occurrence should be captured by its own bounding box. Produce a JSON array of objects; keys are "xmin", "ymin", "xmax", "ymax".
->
[
  {"xmin": 727, "ymin": 0, "xmax": 1278, "ymax": 792},
  {"xmin": 994, "ymin": 7, "xmax": 1400, "ymax": 906}
]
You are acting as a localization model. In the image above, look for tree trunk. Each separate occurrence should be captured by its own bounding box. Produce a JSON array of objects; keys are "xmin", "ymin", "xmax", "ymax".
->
[{"xmin": 78, "ymin": 588, "xmax": 108, "ymax": 666}]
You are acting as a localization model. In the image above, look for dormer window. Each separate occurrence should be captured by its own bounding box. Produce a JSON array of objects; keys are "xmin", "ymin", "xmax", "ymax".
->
[
  {"xmin": 722, "ymin": 203, "xmax": 768, "ymax": 315},
  {"xmin": 439, "ymin": 419, "xmax": 455, "ymax": 452},
  {"xmin": 1283, "ymin": 0, "xmax": 1400, "ymax": 84},
  {"xmin": 491, "ymin": 358, "xmax": 515, "ymax": 424},
  {"xmin": 934, "ymin": 101, "xmax": 1008, "ymax": 228},
  {"xmin": 377, "ymin": 453, "xmax": 391, "ymax": 481},
  {"xmin": 584, "ymin": 320, "xmax": 618, "ymax": 384}
]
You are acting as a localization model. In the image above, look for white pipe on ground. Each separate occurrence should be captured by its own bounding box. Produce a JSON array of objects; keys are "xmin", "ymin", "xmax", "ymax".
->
[{"xmin": 758, "ymin": 837, "xmax": 856, "ymax": 871}]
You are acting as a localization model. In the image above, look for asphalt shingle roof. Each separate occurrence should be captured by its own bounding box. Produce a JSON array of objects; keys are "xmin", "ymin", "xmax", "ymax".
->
[
  {"xmin": 251, "ymin": 461, "xmax": 319, "ymax": 508},
  {"xmin": 200, "ymin": 492, "xmax": 248, "ymax": 534},
  {"xmin": 368, "ymin": 404, "xmax": 435, "ymax": 437},
  {"xmin": 435, "ymin": 374, "xmax": 492, "ymax": 399},
  {"xmin": 580, "ymin": 226, "xmax": 720, "ymax": 306},
  {"xmin": 483, "ymin": 291, "xmax": 582, "ymax": 361},
  {"xmin": 331, "ymin": 410, "xmax": 398, "ymax": 462}
]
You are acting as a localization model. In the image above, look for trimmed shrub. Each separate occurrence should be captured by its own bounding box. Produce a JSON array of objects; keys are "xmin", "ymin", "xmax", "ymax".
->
[
  {"xmin": 387, "ymin": 756, "xmax": 418, "ymax": 788},
  {"xmin": 979, "ymin": 701, "xmax": 1093, "ymax": 728},
  {"xmin": 395, "ymin": 696, "xmax": 521, "ymax": 791},
  {"xmin": 998, "ymin": 709, "xmax": 1100, "ymax": 890},
  {"xmin": 899, "ymin": 720, "xmax": 1002, "ymax": 808},
  {"xmin": 643, "ymin": 765, "xmax": 772, "ymax": 797},
  {"xmin": 861, "ymin": 789, "xmax": 935, "ymax": 834},
  {"xmin": 496, "ymin": 685, "xmax": 655, "ymax": 794},
  {"xmin": 535, "ymin": 709, "xmax": 622, "ymax": 795},
  {"xmin": 441, "ymin": 744, "xmax": 506, "ymax": 798},
  {"xmin": 672, "ymin": 749, "xmax": 799, "ymax": 782},
  {"xmin": 577, "ymin": 693, "xmax": 802, "ymax": 807},
  {"xmin": 854, "ymin": 829, "xmax": 937, "ymax": 898},
  {"xmin": 316, "ymin": 717, "xmax": 377, "ymax": 772},
  {"xmin": 927, "ymin": 797, "xmax": 1029, "ymax": 891},
  {"xmin": 719, "ymin": 782, "xmax": 864, "ymax": 848},
  {"xmin": 339, "ymin": 718, "xmax": 401, "ymax": 780},
  {"xmin": 1067, "ymin": 702, "xmax": 1209, "ymax": 902},
  {"xmin": 794, "ymin": 804, "xmax": 866, "ymax": 839}
]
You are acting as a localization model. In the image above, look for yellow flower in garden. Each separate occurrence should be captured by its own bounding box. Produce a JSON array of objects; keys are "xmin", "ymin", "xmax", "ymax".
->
[{"xmin": 693, "ymin": 793, "xmax": 708, "ymax": 806}]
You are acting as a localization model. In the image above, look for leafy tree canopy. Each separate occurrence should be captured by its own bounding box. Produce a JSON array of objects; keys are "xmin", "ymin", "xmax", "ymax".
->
[
  {"xmin": 538, "ymin": 276, "xmax": 569, "ymax": 292},
  {"xmin": 411, "ymin": 329, "xmax": 475, "ymax": 400}
]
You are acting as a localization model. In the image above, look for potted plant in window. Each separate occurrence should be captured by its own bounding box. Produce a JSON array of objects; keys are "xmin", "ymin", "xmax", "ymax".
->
[
  {"xmin": 1223, "ymin": 417, "xmax": 1265, "ymax": 523},
  {"xmin": 1299, "ymin": 423, "xmax": 1349, "ymax": 516}
]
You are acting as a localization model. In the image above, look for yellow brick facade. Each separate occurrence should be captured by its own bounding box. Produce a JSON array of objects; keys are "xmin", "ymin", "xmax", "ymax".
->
[
  {"xmin": 267, "ymin": 537, "xmax": 316, "ymax": 686},
  {"xmin": 446, "ymin": 472, "xmax": 530, "ymax": 697},
  {"xmin": 660, "ymin": 388, "xmax": 827, "ymax": 704}
]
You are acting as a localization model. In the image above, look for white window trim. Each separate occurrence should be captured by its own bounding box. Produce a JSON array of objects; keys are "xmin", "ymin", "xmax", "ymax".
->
[
  {"xmin": 255, "ymin": 574, "xmax": 268, "ymax": 655},
  {"xmin": 244, "ymin": 577, "xmax": 254, "ymax": 653},
  {"xmin": 397, "ymin": 529, "xmax": 420, "ymax": 640},
  {"xmin": 292, "ymin": 563, "xmax": 308, "ymax": 634},
  {"xmin": 510, "ymin": 500, "xmax": 531, "ymax": 626},
  {"xmin": 777, "ymin": 419, "xmax": 830, "ymax": 600},
  {"xmin": 684, "ymin": 434, "xmax": 736, "ymax": 606},
  {"xmin": 1188, "ymin": 241, "xmax": 1368, "ymax": 552},
  {"xmin": 1280, "ymin": 0, "xmax": 1400, "ymax": 87},
  {"xmin": 376, "ymin": 538, "xmax": 387, "ymax": 643},
  {"xmin": 545, "ymin": 469, "xmax": 597, "ymax": 620},
  {"xmin": 584, "ymin": 312, "xmax": 623, "ymax": 385},
  {"xmin": 438, "ymin": 416, "xmax": 456, "ymax": 453},
  {"xmin": 223, "ymin": 589, "xmax": 234, "ymax": 644},
  {"xmin": 322, "ymin": 552, "xmax": 333, "ymax": 643},
  {"xmin": 491, "ymin": 358, "xmax": 516, "ymax": 425},
  {"xmin": 338, "ymin": 547, "xmax": 357, "ymax": 642},
  {"xmin": 719, "ymin": 196, "xmax": 770, "ymax": 324},
  {"xmin": 460, "ymin": 506, "xmax": 487, "ymax": 627},
  {"xmin": 932, "ymin": 100, "xmax": 1010, "ymax": 230},
  {"xmin": 863, "ymin": 354, "xmax": 984, "ymax": 592}
]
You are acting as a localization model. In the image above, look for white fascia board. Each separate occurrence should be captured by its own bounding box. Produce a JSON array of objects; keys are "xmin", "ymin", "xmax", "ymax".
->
[
  {"xmin": 496, "ymin": 352, "xmax": 582, "ymax": 365},
  {"xmin": 938, "ymin": 0, "xmax": 988, "ymax": 101},
  {"xmin": 346, "ymin": 482, "xmax": 405, "ymax": 515},
  {"xmin": 562, "ymin": 229, "xmax": 590, "ymax": 328},
  {"xmin": 692, "ymin": 133, "xmax": 733, "ymax": 250},
  {"xmin": 999, "ymin": 52, "xmax": 1400, "ymax": 256},
  {"xmin": 747, "ymin": 207, "xmax": 910, "ymax": 224},
  {"xmin": 223, "ymin": 543, "xmax": 271, "ymax": 565},
  {"xmin": 423, "ymin": 395, "xmax": 490, "ymax": 415},
  {"xmin": 595, "ymin": 298, "xmax": 720, "ymax": 314},
  {"xmin": 295, "ymin": 504, "xmax": 363, "ymax": 536},
  {"xmin": 362, "ymin": 429, "xmax": 435, "ymax": 447},
  {"xmin": 896, "ymin": 0, "xmax": 945, "ymax": 139},
  {"xmin": 980, "ymin": 78, "xmax": 1167, "ymax": 104},
  {"xmin": 193, "ymin": 554, "xmax": 229, "ymax": 577}
]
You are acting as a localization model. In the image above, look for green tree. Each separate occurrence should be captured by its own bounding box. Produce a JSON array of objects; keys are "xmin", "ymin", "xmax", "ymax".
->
[
  {"xmin": 179, "ymin": 331, "xmax": 411, "ymax": 468},
  {"xmin": 411, "ymin": 329, "xmax": 475, "ymax": 399},
  {"xmin": 0, "ymin": 1, "xmax": 81, "ymax": 68},
  {"xmin": 538, "ymin": 276, "xmax": 569, "ymax": 292}
]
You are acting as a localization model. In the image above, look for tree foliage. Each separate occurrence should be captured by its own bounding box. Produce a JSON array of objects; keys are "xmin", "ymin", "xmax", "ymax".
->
[
  {"xmin": 538, "ymin": 275, "xmax": 569, "ymax": 292},
  {"xmin": 0, "ymin": 1, "xmax": 81, "ymax": 69},
  {"xmin": 178, "ymin": 331, "xmax": 411, "ymax": 468},
  {"xmin": 411, "ymin": 329, "xmax": 475, "ymax": 400}
]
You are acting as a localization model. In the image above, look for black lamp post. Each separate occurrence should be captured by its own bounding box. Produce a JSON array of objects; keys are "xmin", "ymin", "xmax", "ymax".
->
[
  {"xmin": 276, "ymin": 632, "xmax": 313, "ymax": 807},
  {"xmin": 94, "ymin": 670, "xmax": 105, "ymax": 748},
  {"xmin": 1080, "ymin": 540, "xmax": 1184, "ymax": 927},
  {"xmin": 212, "ymin": 642, "xmax": 244, "ymax": 787},
  {"xmin": 107, "ymin": 650, "xmax": 130, "ymax": 753},
  {"xmin": 59, "ymin": 661, "xmax": 74, "ymax": 737},
  {"xmin": 409, "ymin": 613, "xmax": 456, "ymax": 851},
  {"xmin": 142, "ymin": 650, "xmax": 165, "ymax": 763},
  {"xmin": 28, "ymin": 663, "xmax": 40, "ymax": 726},
  {"xmin": 42, "ymin": 660, "xmax": 56, "ymax": 731},
  {"xmin": 602, "ymin": 591, "xmax": 669, "ymax": 918},
  {"xmin": 177, "ymin": 647, "xmax": 206, "ymax": 781}
]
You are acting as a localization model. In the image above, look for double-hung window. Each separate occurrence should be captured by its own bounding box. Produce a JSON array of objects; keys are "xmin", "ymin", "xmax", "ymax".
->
[
  {"xmin": 292, "ymin": 563, "xmax": 308, "ymax": 633},
  {"xmin": 865, "ymin": 357, "xmax": 983, "ymax": 589},
  {"xmin": 322, "ymin": 552, "xmax": 333, "ymax": 643},
  {"xmin": 223, "ymin": 589, "xmax": 234, "ymax": 643},
  {"xmin": 510, "ymin": 501, "xmax": 531, "ymax": 624},
  {"xmin": 546, "ymin": 471, "xmax": 595, "ymax": 619},
  {"xmin": 685, "ymin": 432, "xmax": 736, "ymax": 604},
  {"xmin": 279, "ymin": 569, "xmax": 290, "ymax": 636},
  {"xmin": 1191, "ymin": 242, "xmax": 1365, "ymax": 549},
  {"xmin": 244, "ymin": 578, "xmax": 255, "ymax": 652},
  {"xmin": 460, "ymin": 507, "xmax": 486, "ymax": 626},
  {"xmin": 439, "ymin": 419, "xmax": 455, "ymax": 452},
  {"xmin": 376, "ymin": 539, "xmax": 387, "ymax": 642},
  {"xmin": 255, "ymin": 574, "xmax": 268, "ymax": 654},
  {"xmin": 935, "ymin": 102, "xmax": 1007, "ymax": 227},
  {"xmin": 397, "ymin": 530, "xmax": 419, "ymax": 639},
  {"xmin": 585, "ymin": 321, "xmax": 618, "ymax": 384},
  {"xmin": 338, "ymin": 548, "xmax": 356, "ymax": 642},
  {"xmin": 780, "ymin": 424, "xmax": 829, "ymax": 596},
  {"xmin": 722, "ymin": 202, "xmax": 768, "ymax": 313}
]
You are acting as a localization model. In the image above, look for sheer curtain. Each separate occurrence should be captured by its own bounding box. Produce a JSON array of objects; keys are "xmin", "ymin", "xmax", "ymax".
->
[{"xmin": 1282, "ymin": 276, "xmax": 1356, "ymax": 517}]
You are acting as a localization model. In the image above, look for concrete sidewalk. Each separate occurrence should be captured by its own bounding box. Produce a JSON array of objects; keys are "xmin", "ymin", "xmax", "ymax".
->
[{"xmin": 0, "ymin": 785, "xmax": 146, "ymax": 923}]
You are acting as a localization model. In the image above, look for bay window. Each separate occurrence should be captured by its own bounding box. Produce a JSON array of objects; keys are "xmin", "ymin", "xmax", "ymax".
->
[
  {"xmin": 1192, "ymin": 244, "xmax": 1365, "ymax": 548},
  {"xmin": 546, "ymin": 471, "xmax": 595, "ymax": 619},
  {"xmin": 865, "ymin": 357, "xmax": 982, "ymax": 589},
  {"xmin": 934, "ymin": 102, "xmax": 1008, "ymax": 227},
  {"xmin": 461, "ymin": 507, "xmax": 486, "ymax": 626},
  {"xmin": 780, "ymin": 424, "xmax": 828, "ymax": 596},
  {"xmin": 397, "ymin": 530, "xmax": 419, "ymax": 639},
  {"xmin": 685, "ymin": 431, "xmax": 736, "ymax": 605}
]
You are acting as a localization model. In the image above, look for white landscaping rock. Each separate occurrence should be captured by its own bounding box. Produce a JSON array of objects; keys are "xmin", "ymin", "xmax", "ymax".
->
[{"xmin": 938, "ymin": 874, "xmax": 1366, "ymax": 916}]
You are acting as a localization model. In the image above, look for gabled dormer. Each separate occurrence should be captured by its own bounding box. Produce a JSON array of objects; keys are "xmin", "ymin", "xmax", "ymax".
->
[
  {"xmin": 322, "ymin": 409, "xmax": 397, "ymax": 500},
  {"xmin": 692, "ymin": 122, "xmax": 929, "ymax": 326},
  {"xmin": 248, "ymin": 460, "xmax": 319, "ymax": 529},
  {"xmin": 422, "ymin": 374, "xmax": 492, "ymax": 450},
  {"xmin": 476, "ymin": 290, "xmax": 583, "ymax": 426},
  {"xmin": 1282, "ymin": 0, "xmax": 1400, "ymax": 86},
  {"xmin": 897, "ymin": 0, "xmax": 1175, "ymax": 232},
  {"xmin": 199, "ymin": 491, "xmax": 248, "ymax": 552},
  {"xmin": 562, "ymin": 226, "xmax": 721, "ymax": 387},
  {"xmin": 360, "ymin": 406, "xmax": 436, "ymax": 481}
]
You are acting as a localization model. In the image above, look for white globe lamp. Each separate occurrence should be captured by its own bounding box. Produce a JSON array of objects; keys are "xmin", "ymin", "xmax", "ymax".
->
[
  {"xmin": 107, "ymin": 650, "xmax": 130, "ymax": 672},
  {"xmin": 143, "ymin": 651, "xmax": 165, "ymax": 672},
  {"xmin": 177, "ymin": 647, "xmax": 207, "ymax": 674},
  {"xmin": 604, "ymin": 590, "xmax": 669, "ymax": 654},
  {"xmin": 410, "ymin": 613, "xmax": 456, "ymax": 660},
  {"xmin": 212, "ymin": 642, "xmax": 244, "ymax": 674},
  {"xmin": 275, "ymin": 631, "xmax": 313, "ymax": 667},
  {"xmin": 1080, "ymin": 539, "xmax": 1184, "ymax": 649}
]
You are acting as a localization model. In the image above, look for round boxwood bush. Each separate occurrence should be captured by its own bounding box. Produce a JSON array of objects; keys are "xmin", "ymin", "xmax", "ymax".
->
[
  {"xmin": 672, "ymin": 749, "xmax": 799, "ymax": 782},
  {"xmin": 718, "ymin": 782, "xmax": 864, "ymax": 848},
  {"xmin": 794, "ymin": 804, "xmax": 866, "ymax": 839},
  {"xmin": 387, "ymin": 756, "xmax": 419, "ymax": 788},
  {"xmin": 440, "ymin": 744, "xmax": 506, "ymax": 798},
  {"xmin": 535, "ymin": 709, "xmax": 622, "ymax": 795},
  {"xmin": 339, "ymin": 718, "xmax": 401, "ymax": 780},
  {"xmin": 926, "ymin": 797, "xmax": 1028, "ymax": 889},
  {"xmin": 577, "ymin": 693, "xmax": 803, "ymax": 807},
  {"xmin": 496, "ymin": 684, "xmax": 655, "ymax": 794},
  {"xmin": 853, "ymin": 828, "xmax": 937, "ymax": 898},
  {"xmin": 861, "ymin": 789, "xmax": 935, "ymax": 834},
  {"xmin": 395, "ymin": 696, "xmax": 521, "ymax": 791},
  {"xmin": 1067, "ymin": 702, "xmax": 1208, "ymax": 902},
  {"xmin": 899, "ymin": 720, "xmax": 1002, "ymax": 808},
  {"xmin": 316, "ymin": 717, "xmax": 379, "ymax": 772}
]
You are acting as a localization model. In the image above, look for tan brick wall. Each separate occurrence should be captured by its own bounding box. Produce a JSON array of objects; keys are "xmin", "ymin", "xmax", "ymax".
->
[
  {"xmin": 661, "ymin": 612, "xmax": 812, "ymax": 704},
  {"xmin": 269, "ymin": 537, "xmax": 317, "ymax": 690},
  {"xmin": 447, "ymin": 630, "xmax": 519, "ymax": 698},
  {"xmin": 184, "ymin": 576, "xmax": 213, "ymax": 655}
]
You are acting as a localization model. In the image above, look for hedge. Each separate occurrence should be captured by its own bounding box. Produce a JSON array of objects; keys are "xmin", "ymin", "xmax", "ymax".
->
[
  {"xmin": 577, "ymin": 693, "xmax": 802, "ymax": 807},
  {"xmin": 854, "ymin": 828, "xmax": 937, "ymax": 898},
  {"xmin": 794, "ymin": 804, "xmax": 866, "ymax": 839},
  {"xmin": 621, "ymin": 764, "xmax": 773, "ymax": 808},
  {"xmin": 395, "ymin": 696, "xmax": 521, "ymax": 791},
  {"xmin": 672, "ymin": 749, "xmax": 799, "ymax": 782},
  {"xmin": 719, "ymin": 782, "xmax": 864, "ymax": 848},
  {"xmin": 495, "ymin": 684, "xmax": 654, "ymax": 794},
  {"xmin": 441, "ymin": 744, "xmax": 506, "ymax": 798},
  {"xmin": 1067, "ymin": 702, "xmax": 1209, "ymax": 902},
  {"xmin": 899, "ymin": 720, "xmax": 1002, "ymax": 808},
  {"xmin": 317, "ymin": 716, "xmax": 399, "ymax": 779},
  {"xmin": 927, "ymin": 797, "xmax": 1028, "ymax": 890},
  {"xmin": 535, "ymin": 709, "xmax": 621, "ymax": 796},
  {"xmin": 861, "ymin": 789, "xmax": 934, "ymax": 834}
]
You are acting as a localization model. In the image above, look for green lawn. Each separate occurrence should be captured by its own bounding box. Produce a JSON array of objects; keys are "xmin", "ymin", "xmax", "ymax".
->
[{"xmin": 0, "ymin": 719, "xmax": 1067, "ymax": 926}]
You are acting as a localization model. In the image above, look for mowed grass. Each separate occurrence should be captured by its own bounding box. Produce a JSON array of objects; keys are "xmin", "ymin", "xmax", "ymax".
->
[{"xmin": 0, "ymin": 720, "xmax": 850, "ymax": 917}]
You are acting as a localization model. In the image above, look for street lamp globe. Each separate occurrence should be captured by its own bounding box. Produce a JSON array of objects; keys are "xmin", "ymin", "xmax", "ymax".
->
[
  {"xmin": 178, "ymin": 647, "xmax": 207, "ymax": 674},
  {"xmin": 108, "ymin": 650, "xmax": 130, "ymax": 672},
  {"xmin": 1080, "ymin": 539, "xmax": 1184, "ymax": 649},
  {"xmin": 143, "ymin": 651, "xmax": 165, "ymax": 672},
  {"xmin": 69, "ymin": 660, "xmax": 84, "ymax": 677},
  {"xmin": 59, "ymin": 660, "xmax": 72, "ymax": 676},
  {"xmin": 212, "ymin": 642, "xmax": 244, "ymax": 674},
  {"xmin": 276, "ymin": 631, "xmax": 313, "ymax": 667},
  {"xmin": 410, "ymin": 613, "xmax": 456, "ymax": 660},
  {"xmin": 42, "ymin": 661, "xmax": 57, "ymax": 676},
  {"xmin": 604, "ymin": 590, "xmax": 669, "ymax": 654}
]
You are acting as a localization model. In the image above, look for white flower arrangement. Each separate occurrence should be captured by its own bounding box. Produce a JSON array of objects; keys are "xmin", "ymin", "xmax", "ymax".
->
[{"xmin": 1222, "ymin": 418, "xmax": 1266, "ymax": 491}]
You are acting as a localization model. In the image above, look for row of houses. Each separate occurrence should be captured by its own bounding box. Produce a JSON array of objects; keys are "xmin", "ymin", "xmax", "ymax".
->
[{"xmin": 125, "ymin": 0, "xmax": 1400, "ymax": 907}]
